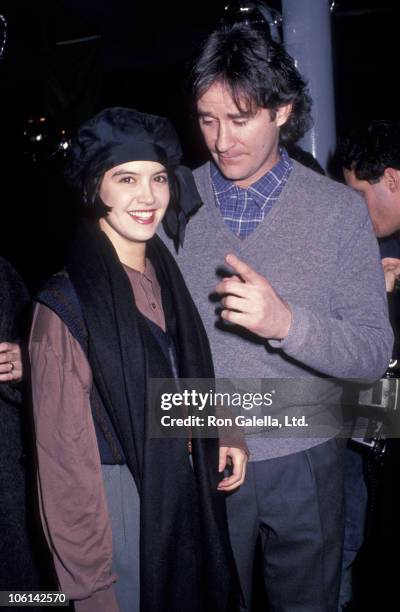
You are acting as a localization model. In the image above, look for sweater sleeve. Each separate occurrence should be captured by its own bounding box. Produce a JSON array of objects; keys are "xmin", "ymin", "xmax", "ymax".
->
[
  {"xmin": 269, "ymin": 209, "xmax": 394, "ymax": 379},
  {"xmin": 29, "ymin": 304, "xmax": 119, "ymax": 610}
]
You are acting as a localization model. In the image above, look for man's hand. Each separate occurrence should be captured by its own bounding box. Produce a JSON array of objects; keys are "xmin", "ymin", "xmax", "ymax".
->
[
  {"xmin": 382, "ymin": 257, "xmax": 400, "ymax": 292},
  {"xmin": 217, "ymin": 446, "xmax": 247, "ymax": 492},
  {"xmin": 215, "ymin": 253, "xmax": 292, "ymax": 340},
  {"xmin": 0, "ymin": 342, "xmax": 23, "ymax": 383}
]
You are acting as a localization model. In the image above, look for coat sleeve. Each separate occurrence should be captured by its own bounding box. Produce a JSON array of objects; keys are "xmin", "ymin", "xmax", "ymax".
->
[{"xmin": 29, "ymin": 304, "xmax": 119, "ymax": 611}]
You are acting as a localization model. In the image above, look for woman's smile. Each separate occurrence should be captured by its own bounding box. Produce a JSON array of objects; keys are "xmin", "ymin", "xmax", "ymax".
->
[{"xmin": 127, "ymin": 209, "xmax": 157, "ymax": 223}]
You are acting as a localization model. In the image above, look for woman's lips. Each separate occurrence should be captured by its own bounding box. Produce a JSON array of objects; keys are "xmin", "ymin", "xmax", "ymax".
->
[{"xmin": 128, "ymin": 210, "xmax": 156, "ymax": 224}]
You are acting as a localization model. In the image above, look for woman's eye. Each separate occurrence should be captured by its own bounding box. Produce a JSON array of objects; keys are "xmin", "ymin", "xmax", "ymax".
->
[
  {"xmin": 154, "ymin": 175, "xmax": 168, "ymax": 183},
  {"xmin": 201, "ymin": 118, "xmax": 214, "ymax": 126},
  {"xmin": 119, "ymin": 176, "xmax": 135, "ymax": 184}
]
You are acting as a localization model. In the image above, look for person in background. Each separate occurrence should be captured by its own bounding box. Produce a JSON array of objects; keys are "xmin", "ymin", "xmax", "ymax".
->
[
  {"xmin": 159, "ymin": 23, "xmax": 393, "ymax": 612},
  {"xmin": 340, "ymin": 120, "xmax": 400, "ymax": 285},
  {"xmin": 0, "ymin": 257, "xmax": 42, "ymax": 603},
  {"xmin": 338, "ymin": 120, "xmax": 400, "ymax": 609},
  {"xmin": 29, "ymin": 108, "xmax": 246, "ymax": 612},
  {"xmin": 340, "ymin": 121, "xmax": 400, "ymax": 364}
]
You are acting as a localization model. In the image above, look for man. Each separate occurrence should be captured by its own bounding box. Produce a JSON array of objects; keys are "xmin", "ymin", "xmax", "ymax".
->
[
  {"xmin": 160, "ymin": 24, "xmax": 393, "ymax": 611},
  {"xmin": 340, "ymin": 120, "xmax": 400, "ymax": 289},
  {"xmin": 338, "ymin": 120, "xmax": 400, "ymax": 610}
]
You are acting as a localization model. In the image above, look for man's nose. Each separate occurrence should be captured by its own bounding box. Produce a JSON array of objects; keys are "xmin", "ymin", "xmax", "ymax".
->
[{"xmin": 215, "ymin": 123, "xmax": 235, "ymax": 153}]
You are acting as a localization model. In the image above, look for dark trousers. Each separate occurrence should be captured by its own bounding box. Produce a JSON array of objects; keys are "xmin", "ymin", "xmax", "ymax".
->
[
  {"xmin": 226, "ymin": 439, "xmax": 346, "ymax": 612},
  {"xmin": 339, "ymin": 445, "xmax": 367, "ymax": 608}
]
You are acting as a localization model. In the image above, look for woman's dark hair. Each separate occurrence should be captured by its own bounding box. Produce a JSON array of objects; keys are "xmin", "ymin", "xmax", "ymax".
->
[
  {"xmin": 82, "ymin": 156, "xmax": 111, "ymax": 219},
  {"xmin": 82, "ymin": 159, "xmax": 178, "ymax": 220},
  {"xmin": 190, "ymin": 23, "xmax": 312, "ymax": 146}
]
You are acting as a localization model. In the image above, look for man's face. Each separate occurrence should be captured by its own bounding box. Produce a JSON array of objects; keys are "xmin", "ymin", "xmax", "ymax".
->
[
  {"xmin": 196, "ymin": 81, "xmax": 292, "ymax": 188},
  {"xmin": 343, "ymin": 168, "xmax": 400, "ymax": 238}
]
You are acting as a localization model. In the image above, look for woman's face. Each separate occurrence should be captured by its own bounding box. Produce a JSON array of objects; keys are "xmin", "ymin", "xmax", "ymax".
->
[{"xmin": 98, "ymin": 160, "xmax": 170, "ymax": 246}]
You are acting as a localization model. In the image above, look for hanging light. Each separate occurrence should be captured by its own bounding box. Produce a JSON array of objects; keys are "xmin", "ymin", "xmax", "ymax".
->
[
  {"xmin": 222, "ymin": 1, "xmax": 282, "ymax": 43},
  {"xmin": 0, "ymin": 13, "xmax": 7, "ymax": 59}
]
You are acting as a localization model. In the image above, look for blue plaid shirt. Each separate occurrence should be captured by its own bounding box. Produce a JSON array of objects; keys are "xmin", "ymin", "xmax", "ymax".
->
[{"xmin": 211, "ymin": 149, "xmax": 293, "ymax": 239}]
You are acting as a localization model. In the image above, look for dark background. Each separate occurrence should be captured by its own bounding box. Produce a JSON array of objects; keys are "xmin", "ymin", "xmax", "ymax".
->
[
  {"xmin": 0, "ymin": 0, "xmax": 399, "ymax": 290},
  {"xmin": 1, "ymin": 1, "xmax": 399, "ymax": 138}
]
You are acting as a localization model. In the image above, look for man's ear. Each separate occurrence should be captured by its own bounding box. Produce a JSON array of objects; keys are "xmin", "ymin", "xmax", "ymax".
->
[
  {"xmin": 383, "ymin": 167, "xmax": 400, "ymax": 193},
  {"xmin": 276, "ymin": 103, "xmax": 292, "ymax": 128}
]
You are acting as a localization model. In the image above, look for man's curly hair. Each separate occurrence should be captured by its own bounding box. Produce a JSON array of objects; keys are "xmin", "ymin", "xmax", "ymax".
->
[{"xmin": 337, "ymin": 120, "xmax": 400, "ymax": 183}]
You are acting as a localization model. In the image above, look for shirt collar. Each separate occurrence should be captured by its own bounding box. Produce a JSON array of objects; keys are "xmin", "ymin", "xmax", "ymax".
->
[{"xmin": 122, "ymin": 258, "xmax": 155, "ymax": 283}]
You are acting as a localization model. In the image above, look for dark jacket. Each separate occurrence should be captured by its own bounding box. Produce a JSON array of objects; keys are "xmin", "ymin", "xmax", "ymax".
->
[{"xmin": 0, "ymin": 257, "xmax": 41, "ymax": 593}]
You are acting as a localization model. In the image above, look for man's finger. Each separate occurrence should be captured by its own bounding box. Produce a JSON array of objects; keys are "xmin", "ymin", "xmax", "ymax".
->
[
  {"xmin": 220, "ymin": 309, "xmax": 250, "ymax": 327},
  {"xmin": 222, "ymin": 295, "xmax": 250, "ymax": 313},
  {"xmin": 225, "ymin": 253, "xmax": 264, "ymax": 285},
  {"xmin": 215, "ymin": 278, "xmax": 253, "ymax": 298}
]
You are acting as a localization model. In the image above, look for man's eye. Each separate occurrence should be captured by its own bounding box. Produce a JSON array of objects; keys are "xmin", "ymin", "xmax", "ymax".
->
[
  {"xmin": 233, "ymin": 120, "xmax": 247, "ymax": 126},
  {"xmin": 201, "ymin": 118, "xmax": 214, "ymax": 126}
]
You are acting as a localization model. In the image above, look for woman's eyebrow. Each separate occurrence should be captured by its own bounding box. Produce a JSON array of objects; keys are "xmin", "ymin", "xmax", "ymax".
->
[{"xmin": 111, "ymin": 170, "xmax": 139, "ymax": 177}]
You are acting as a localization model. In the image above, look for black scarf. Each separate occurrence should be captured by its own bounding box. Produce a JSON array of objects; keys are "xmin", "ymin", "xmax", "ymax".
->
[{"xmin": 66, "ymin": 222, "xmax": 240, "ymax": 612}]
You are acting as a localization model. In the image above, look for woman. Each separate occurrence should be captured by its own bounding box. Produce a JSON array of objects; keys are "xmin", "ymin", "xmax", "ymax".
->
[{"xmin": 29, "ymin": 108, "xmax": 245, "ymax": 612}]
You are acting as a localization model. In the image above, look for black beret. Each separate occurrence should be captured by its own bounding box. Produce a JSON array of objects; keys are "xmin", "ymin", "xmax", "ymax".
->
[
  {"xmin": 65, "ymin": 107, "xmax": 202, "ymax": 248},
  {"xmin": 65, "ymin": 107, "xmax": 183, "ymax": 189}
]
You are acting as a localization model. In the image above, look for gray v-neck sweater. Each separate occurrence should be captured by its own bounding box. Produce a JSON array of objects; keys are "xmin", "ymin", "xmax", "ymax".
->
[{"xmin": 160, "ymin": 160, "xmax": 393, "ymax": 460}]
